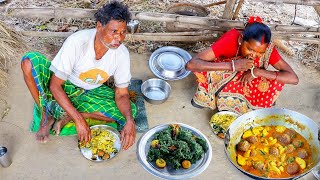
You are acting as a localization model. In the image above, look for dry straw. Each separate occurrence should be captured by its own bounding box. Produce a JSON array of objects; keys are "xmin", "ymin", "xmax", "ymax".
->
[{"xmin": 0, "ymin": 21, "xmax": 28, "ymax": 87}]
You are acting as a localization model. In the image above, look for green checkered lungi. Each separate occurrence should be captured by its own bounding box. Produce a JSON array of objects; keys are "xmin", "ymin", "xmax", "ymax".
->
[{"xmin": 22, "ymin": 51, "xmax": 137, "ymax": 136}]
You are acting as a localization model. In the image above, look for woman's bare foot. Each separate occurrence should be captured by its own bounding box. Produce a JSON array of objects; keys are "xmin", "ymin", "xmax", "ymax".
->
[
  {"xmin": 36, "ymin": 115, "xmax": 54, "ymax": 143},
  {"xmin": 52, "ymin": 116, "xmax": 72, "ymax": 136}
]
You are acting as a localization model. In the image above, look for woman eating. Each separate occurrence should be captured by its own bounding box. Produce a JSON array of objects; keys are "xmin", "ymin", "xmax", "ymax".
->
[{"xmin": 186, "ymin": 16, "xmax": 299, "ymax": 114}]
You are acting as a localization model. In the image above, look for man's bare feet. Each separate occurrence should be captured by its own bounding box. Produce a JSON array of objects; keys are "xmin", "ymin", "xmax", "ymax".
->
[
  {"xmin": 52, "ymin": 116, "xmax": 72, "ymax": 136},
  {"xmin": 36, "ymin": 115, "xmax": 54, "ymax": 143},
  {"xmin": 52, "ymin": 112, "xmax": 115, "ymax": 136}
]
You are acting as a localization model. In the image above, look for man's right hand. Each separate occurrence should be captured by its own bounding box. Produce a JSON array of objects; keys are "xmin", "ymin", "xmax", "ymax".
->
[
  {"xmin": 75, "ymin": 118, "xmax": 91, "ymax": 143},
  {"xmin": 234, "ymin": 59, "xmax": 254, "ymax": 71}
]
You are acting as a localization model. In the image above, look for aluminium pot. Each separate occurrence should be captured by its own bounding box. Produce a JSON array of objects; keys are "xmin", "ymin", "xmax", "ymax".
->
[{"xmin": 224, "ymin": 108, "xmax": 320, "ymax": 180}]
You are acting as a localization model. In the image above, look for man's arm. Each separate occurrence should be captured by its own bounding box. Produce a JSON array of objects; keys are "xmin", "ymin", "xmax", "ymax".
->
[
  {"xmin": 49, "ymin": 74, "xmax": 91, "ymax": 142},
  {"xmin": 114, "ymin": 86, "xmax": 135, "ymax": 150}
]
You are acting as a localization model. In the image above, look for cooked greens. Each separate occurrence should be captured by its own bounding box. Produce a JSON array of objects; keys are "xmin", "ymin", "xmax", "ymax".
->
[{"xmin": 147, "ymin": 124, "xmax": 208, "ymax": 169}]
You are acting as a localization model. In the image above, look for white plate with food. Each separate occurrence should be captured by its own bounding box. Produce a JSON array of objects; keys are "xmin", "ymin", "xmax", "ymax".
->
[{"xmin": 79, "ymin": 125, "xmax": 121, "ymax": 162}]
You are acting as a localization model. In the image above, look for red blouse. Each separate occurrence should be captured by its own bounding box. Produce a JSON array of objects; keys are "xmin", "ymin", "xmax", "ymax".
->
[{"xmin": 210, "ymin": 29, "xmax": 281, "ymax": 65}]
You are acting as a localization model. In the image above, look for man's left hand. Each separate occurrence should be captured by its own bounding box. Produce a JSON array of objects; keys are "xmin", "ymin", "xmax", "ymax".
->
[{"xmin": 120, "ymin": 119, "xmax": 136, "ymax": 150}]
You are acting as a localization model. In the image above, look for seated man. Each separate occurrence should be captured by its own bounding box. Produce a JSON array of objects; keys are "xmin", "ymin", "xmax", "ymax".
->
[
  {"xmin": 186, "ymin": 16, "xmax": 299, "ymax": 114},
  {"xmin": 21, "ymin": 1, "xmax": 136, "ymax": 150}
]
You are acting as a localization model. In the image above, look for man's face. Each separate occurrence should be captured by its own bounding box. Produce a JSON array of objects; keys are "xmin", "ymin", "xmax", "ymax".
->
[
  {"xmin": 239, "ymin": 39, "xmax": 268, "ymax": 60},
  {"xmin": 97, "ymin": 20, "xmax": 127, "ymax": 49}
]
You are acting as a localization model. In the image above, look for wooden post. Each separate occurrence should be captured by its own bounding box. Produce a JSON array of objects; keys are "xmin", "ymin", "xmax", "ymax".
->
[
  {"xmin": 314, "ymin": 6, "xmax": 320, "ymax": 16},
  {"xmin": 222, "ymin": 0, "xmax": 237, "ymax": 19}
]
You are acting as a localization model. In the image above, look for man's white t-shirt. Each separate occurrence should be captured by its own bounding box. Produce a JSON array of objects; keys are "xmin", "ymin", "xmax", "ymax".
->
[{"xmin": 49, "ymin": 29, "xmax": 131, "ymax": 90}]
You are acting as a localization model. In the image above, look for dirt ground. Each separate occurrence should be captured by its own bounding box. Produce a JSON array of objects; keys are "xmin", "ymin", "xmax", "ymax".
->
[{"xmin": 0, "ymin": 49, "xmax": 319, "ymax": 179}]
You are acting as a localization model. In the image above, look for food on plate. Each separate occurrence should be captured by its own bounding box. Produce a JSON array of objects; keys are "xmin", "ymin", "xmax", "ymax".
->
[
  {"xmin": 147, "ymin": 124, "xmax": 208, "ymax": 169},
  {"xmin": 182, "ymin": 160, "xmax": 191, "ymax": 169},
  {"xmin": 210, "ymin": 112, "xmax": 238, "ymax": 139},
  {"xmin": 236, "ymin": 125, "xmax": 312, "ymax": 178},
  {"xmin": 156, "ymin": 158, "xmax": 166, "ymax": 168},
  {"xmin": 79, "ymin": 128, "xmax": 118, "ymax": 160}
]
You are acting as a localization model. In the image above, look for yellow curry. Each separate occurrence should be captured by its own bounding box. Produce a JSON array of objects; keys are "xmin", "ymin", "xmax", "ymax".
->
[{"xmin": 236, "ymin": 126, "xmax": 312, "ymax": 178}]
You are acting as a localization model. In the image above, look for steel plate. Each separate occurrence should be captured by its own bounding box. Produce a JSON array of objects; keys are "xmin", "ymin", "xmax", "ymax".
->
[
  {"xmin": 149, "ymin": 46, "xmax": 192, "ymax": 80},
  {"xmin": 79, "ymin": 125, "xmax": 121, "ymax": 162},
  {"xmin": 209, "ymin": 111, "xmax": 239, "ymax": 139},
  {"xmin": 136, "ymin": 123, "xmax": 212, "ymax": 180}
]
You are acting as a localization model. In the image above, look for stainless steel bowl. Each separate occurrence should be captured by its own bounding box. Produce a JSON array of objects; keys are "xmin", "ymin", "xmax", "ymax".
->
[
  {"xmin": 141, "ymin": 78, "xmax": 171, "ymax": 104},
  {"xmin": 127, "ymin": 20, "xmax": 139, "ymax": 33}
]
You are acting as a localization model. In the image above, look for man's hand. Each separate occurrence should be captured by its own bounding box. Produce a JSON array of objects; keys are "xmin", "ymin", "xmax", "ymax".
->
[
  {"xmin": 234, "ymin": 59, "xmax": 254, "ymax": 71},
  {"xmin": 240, "ymin": 70, "xmax": 255, "ymax": 87},
  {"xmin": 120, "ymin": 119, "xmax": 136, "ymax": 150},
  {"xmin": 75, "ymin": 118, "xmax": 91, "ymax": 143}
]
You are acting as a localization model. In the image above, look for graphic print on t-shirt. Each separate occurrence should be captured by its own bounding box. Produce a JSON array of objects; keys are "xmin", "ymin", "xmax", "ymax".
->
[{"xmin": 79, "ymin": 69, "xmax": 109, "ymax": 85}]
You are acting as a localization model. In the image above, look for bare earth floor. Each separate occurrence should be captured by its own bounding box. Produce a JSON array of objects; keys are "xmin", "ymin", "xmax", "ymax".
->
[{"xmin": 0, "ymin": 52, "xmax": 319, "ymax": 180}]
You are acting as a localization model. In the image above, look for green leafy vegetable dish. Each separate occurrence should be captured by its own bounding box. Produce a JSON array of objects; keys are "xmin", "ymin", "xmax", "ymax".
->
[{"xmin": 147, "ymin": 124, "xmax": 208, "ymax": 169}]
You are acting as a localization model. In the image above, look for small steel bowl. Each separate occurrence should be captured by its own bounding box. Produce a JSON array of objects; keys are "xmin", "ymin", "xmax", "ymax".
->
[
  {"xmin": 127, "ymin": 20, "xmax": 139, "ymax": 33},
  {"xmin": 141, "ymin": 78, "xmax": 171, "ymax": 104}
]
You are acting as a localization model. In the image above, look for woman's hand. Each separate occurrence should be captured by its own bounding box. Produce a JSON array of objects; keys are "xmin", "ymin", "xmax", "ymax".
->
[
  {"xmin": 240, "ymin": 70, "xmax": 256, "ymax": 87},
  {"xmin": 234, "ymin": 59, "xmax": 254, "ymax": 71}
]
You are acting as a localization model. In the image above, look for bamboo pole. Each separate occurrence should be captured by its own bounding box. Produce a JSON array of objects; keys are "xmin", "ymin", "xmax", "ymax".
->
[
  {"xmin": 2, "ymin": 7, "xmax": 320, "ymax": 38},
  {"xmin": 232, "ymin": 0, "xmax": 245, "ymax": 20},
  {"xmin": 1, "ymin": 7, "xmax": 319, "ymax": 32},
  {"xmin": 18, "ymin": 30, "xmax": 320, "ymax": 44},
  {"xmin": 19, "ymin": 31, "xmax": 217, "ymax": 42},
  {"xmin": 274, "ymin": 39, "xmax": 294, "ymax": 56},
  {"xmin": 3, "ymin": 7, "xmax": 319, "ymax": 33},
  {"xmin": 250, "ymin": 0, "xmax": 320, "ymax": 6},
  {"xmin": 0, "ymin": 7, "xmax": 97, "ymax": 19},
  {"xmin": 222, "ymin": 0, "xmax": 237, "ymax": 19}
]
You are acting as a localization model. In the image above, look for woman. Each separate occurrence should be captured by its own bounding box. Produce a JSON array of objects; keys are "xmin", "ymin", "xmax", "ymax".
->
[{"xmin": 186, "ymin": 16, "xmax": 299, "ymax": 115}]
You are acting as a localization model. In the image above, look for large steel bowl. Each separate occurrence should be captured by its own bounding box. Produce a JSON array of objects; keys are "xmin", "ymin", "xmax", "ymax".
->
[
  {"xmin": 224, "ymin": 108, "xmax": 320, "ymax": 180},
  {"xmin": 141, "ymin": 78, "xmax": 171, "ymax": 105}
]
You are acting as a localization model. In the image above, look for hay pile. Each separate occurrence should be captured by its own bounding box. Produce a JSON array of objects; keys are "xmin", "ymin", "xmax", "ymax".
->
[{"xmin": 0, "ymin": 21, "xmax": 28, "ymax": 88}]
